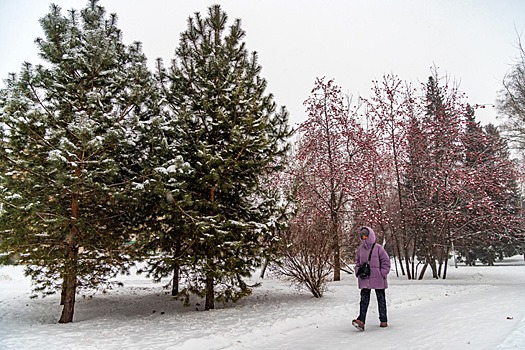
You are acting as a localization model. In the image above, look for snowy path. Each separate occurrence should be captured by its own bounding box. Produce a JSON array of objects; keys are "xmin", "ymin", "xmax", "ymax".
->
[{"xmin": 241, "ymin": 284, "xmax": 524, "ymax": 350}]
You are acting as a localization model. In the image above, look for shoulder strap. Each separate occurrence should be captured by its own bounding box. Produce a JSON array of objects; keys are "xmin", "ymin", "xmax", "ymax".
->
[{"xmin": 367, "ymin": 243, "xmax": 376, "ymax": 262}]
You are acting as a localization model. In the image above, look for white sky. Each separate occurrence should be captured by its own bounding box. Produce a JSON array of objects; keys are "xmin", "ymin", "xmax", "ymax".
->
[{"xmin": 1, "ymin": 0, "xmax": 525, "ymax": 127}]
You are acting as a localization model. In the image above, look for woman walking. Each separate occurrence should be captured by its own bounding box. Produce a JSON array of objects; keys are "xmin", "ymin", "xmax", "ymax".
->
[{"xmin": 352, "ymin": 226, "xmax": 391, "ymax": 331}]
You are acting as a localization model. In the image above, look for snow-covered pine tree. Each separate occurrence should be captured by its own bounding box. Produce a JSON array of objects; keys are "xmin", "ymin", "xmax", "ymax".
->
[
  {"xmin": 159, "ymin": 4, "xmax": 291, "ymax": 310},
  {"xmin": 481, "ymin": 125, "xmax": 525, "ymax": 262},
  {"xmin": 0, "ymin": 0, "xmax": 157, "ymax": 323},
  {"xmin": 115, "ymin": 52, "xmax": 200, "ymax": 299},
  {"xmin": 128, "ymin": 96, "xmax": 192, "ymax": 297},
  {"xmin": 460, "ymin": 110, "xmax": 524, "ymax": 264}
]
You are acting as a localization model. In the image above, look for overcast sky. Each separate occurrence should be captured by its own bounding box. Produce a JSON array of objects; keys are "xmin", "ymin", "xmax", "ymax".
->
[{"xmin": 1, "ymin": 0, "xmax": 525, "ymax": 127}]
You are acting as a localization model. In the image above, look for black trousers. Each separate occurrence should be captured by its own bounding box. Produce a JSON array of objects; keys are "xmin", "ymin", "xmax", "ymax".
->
[{"xmin": 358, "ymin": 288, "xmax": 387, "ymax": 323}]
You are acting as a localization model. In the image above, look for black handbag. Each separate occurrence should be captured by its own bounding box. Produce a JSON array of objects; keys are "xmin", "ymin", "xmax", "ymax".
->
[{"xmin": 357, "ymin": 243, "xmax": 376, "ymax": 279}]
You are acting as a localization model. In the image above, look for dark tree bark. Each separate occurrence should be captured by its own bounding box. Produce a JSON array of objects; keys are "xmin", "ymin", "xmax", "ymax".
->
[
  {"xmin": 171, "ymin": 264, "xmax": 179, "ymax": 296},
  {"xmin": 205, "ymin": 275, "xmax": 214, "ymax": 310}
]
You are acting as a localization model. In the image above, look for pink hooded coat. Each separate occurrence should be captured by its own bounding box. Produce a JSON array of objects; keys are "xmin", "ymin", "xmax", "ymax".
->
[{"xmin": 355, "ymin": 226, "xmax": 391, "ymax": 289}]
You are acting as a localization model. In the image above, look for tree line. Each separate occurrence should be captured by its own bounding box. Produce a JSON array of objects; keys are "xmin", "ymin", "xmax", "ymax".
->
[
  {"xmin": 1, "ymin": 0, "xmax": 524, "ymax": 323},
  {"xmin": 0, "ymin": 1, "xmax": 290, "ymax": 323},
  {"xmin": 284, "ymin": 73, "xmax": 524, "ymax": 297}
]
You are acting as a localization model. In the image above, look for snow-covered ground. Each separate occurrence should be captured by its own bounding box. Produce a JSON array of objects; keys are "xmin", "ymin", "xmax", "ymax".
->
[{"xmin": 1, "ymin": 256, "xmax": 524, "ymax": 349}]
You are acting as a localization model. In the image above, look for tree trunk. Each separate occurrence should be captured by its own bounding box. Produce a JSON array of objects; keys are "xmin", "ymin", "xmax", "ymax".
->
[
  {"xmin": 395, "ymin": 237, "xmax": 405, "ymax": 277},
  {"xmin": 205, "ymin": 188, "xmax": 215, "ymax": 310},
  {"xmin": 205, "ymin": 275, "xmax": 214, "ymax": 310},
  {"xmin": 388, "ymin": 235, "xmax": 399, "ymax": 277},
  {"xmin": 171, "ymin": 264, "xmax": 179, "ymax": 296},
  {"xmin": 443, "ymin": 254, "xmax": 449, "ymax": 279},
  {"xmin": 430, "ymin": 258, "xmax": 439, "ymax": 279},
  {"xmin": 392, "ymin": 138, "xmax": 408, "ymax": 279},
  {"xmin": 59, "ymin": 268, "xmax": 77, "ymax": 323},
  {"xmin": 60, "ymin": 284, "xmax": 66, "ymax": 305},
  {"xmin": 404, "ymin": 252, "xmax": 412, "ymax": 280},
  {"xmin": 411, "ymin": 233, "xmax": 418, "ymax": 279},
  {"xmin": 411, "ymin": 254, "xmax": 416, "ymax": 280},
  {"xmin": 436, "ymin": 243, "xmax": 444, "ymax": 277},
  {"xmin": 260, "ymin": 258, "xmax": 269, "ymax": 278},
  {"xmin": 59, "ymin": 190, "xmax": 79, "ymax": 323},
  {"xmin": 333, "ymin": 240, "xmax": 341, "ymax": 281},
  {"xmin": 330, "ymin": 195, "xmax": 340, "ymax": 282},
  {"xmin": 441, "ymin": 244, "xmax": 450, "ymax": 279},
  {"xmin": 418, "ymin": 262, "xmax": 428, "ymax": 280}
]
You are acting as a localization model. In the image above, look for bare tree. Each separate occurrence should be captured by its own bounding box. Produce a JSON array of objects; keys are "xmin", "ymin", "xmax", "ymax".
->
[
  {"xmin": 497, "ymin": 36, "xmax": 525, "ymax": 156},
  {"xmin": 274, "ymin": 206, "xmax": 334, "ymax": 298}
]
